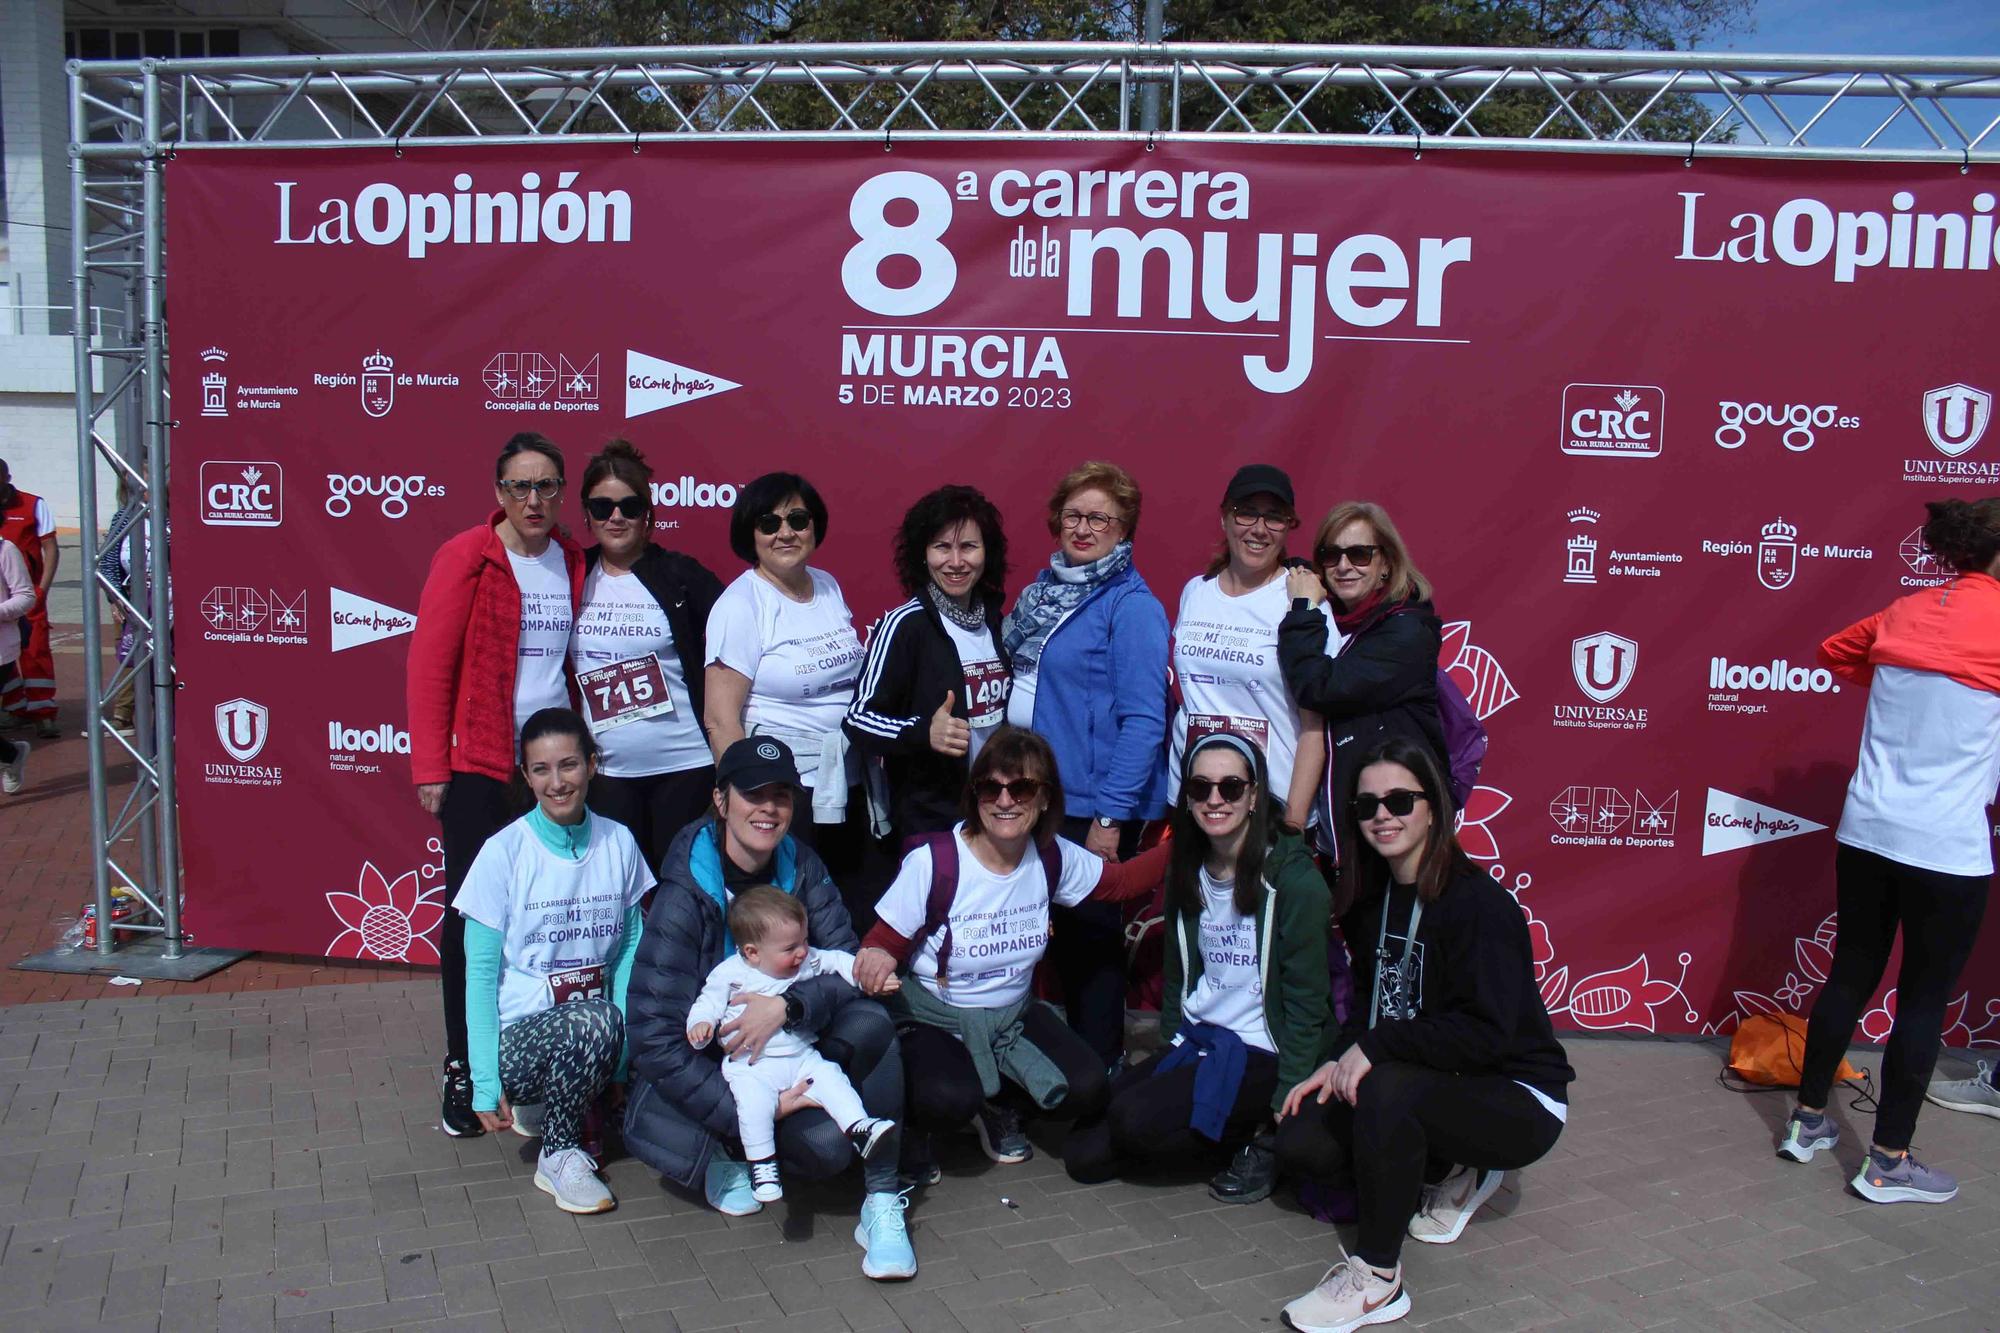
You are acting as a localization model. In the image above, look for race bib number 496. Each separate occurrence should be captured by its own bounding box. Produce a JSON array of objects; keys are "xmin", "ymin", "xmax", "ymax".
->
[{"xmin": 578, "ymin": 655, "xmax": 673, "ymax": 730}]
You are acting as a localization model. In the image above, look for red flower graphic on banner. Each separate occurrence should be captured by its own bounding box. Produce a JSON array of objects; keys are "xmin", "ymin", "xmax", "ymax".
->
[
  {"xmin": 1441, "ymin": 621, "xmax": 1519, "ymax": 721},
  {"xmin": 1454, "ymin": 785, "xmax": 1512, "ymax": 862},
  {"xmin": 326, "ymin": 844, "xmax": 446, "ymax": 964}
]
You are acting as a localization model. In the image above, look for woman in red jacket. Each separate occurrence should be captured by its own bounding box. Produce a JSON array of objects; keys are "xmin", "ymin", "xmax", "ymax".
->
[{"xmin": 408, "ymin": 432, "xmax": 586, "ymax": 1139}]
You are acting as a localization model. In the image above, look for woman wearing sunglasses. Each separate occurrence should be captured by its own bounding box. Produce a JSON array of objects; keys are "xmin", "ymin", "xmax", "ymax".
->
[
  {"xmin": 705, "ymin": 472, "xmax": 878, "ymax": 917},
  {"xmin": 1275, "ymin": 738, "xmax": 1571, "ymax": 1333},
  {"xmin": 1281, "ymin": 502, "xmax": 1447, "ymax": 867},
  {"xmin": 569, "ymin": 440, "xmax": 724, "ymax": 868},
  {"xmin": 409, "ymin": 431, "xmax": 586, "ymax": 1140},
  {"xmin": 1001, "ymin": 460, "xmax": 1170, "ymax": 1074},
  {"xmin": 852, "ymin": 727, "xmax": 1166, "ymax": 1179},
  {"xmin": 1064, "ymin": 733, "xmax": 1333, "ymax": 1205}
]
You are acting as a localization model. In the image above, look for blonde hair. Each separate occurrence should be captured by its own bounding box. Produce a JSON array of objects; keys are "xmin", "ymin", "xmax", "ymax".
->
[
  {"xmin": 1046, "ymin": 460, "xmax": 1143, "ymax": 541},
  {"xmin": 1312, "ymin": 501, "xmax": 1432, "ymax": 605}
]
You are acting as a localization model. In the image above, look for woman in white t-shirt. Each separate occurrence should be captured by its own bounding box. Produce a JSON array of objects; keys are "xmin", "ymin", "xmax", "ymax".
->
[
  {"xmin": 1064, "ymin": 733, "xmax": 1333, "ymax": 1206},
  {"xmin": 571, "ymin": 441, "xmax": 724, "ymax": 869},
  {"xmin": 851, "ymin": 727, "xmax": 1165, "ymax": 1179},
  {"xmin": 704, "ymin": 473, "xmax": 879, "ymax": 917},
  {"xmin": 1171, "ymin": 464, "xmax": 1330, "ymax": 827},
  {"xmin": 455, "ymin": 708, "xmax": 655, "ymax": 1216}
]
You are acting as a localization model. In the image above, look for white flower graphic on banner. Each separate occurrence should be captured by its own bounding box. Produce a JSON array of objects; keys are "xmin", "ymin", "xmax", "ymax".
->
[
  {"xmin": 1455, "ymin": 785, "xmax": 1512, "ymax": 862},
  {"xmin": 1489, "ymin": 861, "xmax": 1697, "ymax": 1034},
  {"xmin": 325, "ymin": 839, "xmax": 447, "ymax": 964},
  {"xmin": 1441, "ymin": 620, "xmax": 1519, "ymax": 720}
]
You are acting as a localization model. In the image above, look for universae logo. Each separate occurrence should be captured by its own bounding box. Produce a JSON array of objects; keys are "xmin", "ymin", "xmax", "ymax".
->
[{"xmin": 214, "ymin": 697, "xmax": 270, "ymax": 762}]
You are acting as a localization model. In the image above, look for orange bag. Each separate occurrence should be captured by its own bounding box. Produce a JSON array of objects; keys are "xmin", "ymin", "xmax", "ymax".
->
[{"xmin": 1727, "ymin": 1013, "xmax": 1861, "ymax": 1087}]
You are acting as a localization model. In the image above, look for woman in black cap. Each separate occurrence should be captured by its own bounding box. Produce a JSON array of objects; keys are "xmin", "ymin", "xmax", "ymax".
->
[{"xmin": 1170, "ymin": 464, "xmax": 1331, "ymax": 830}]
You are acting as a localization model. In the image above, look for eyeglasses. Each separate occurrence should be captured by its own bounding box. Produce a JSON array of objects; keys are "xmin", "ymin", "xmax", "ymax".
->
[
  {"xmin": 1059, "ymin": 509, "xmax": 1122, "ymax": 533},
  {"xmin": 498, "ymin": 477, "xmax": 563, "ymax": 501},
  {"xmin": 1228, "ymin": 506, "xmax": 1297, "ymax": 531},
  {"xmin": 1318, "ymin": 544, "xmax": 1380, "ymax": 569},
  {"xmin": 585, "ymin": 495, "xmax": 648, "ymax": 521},
  {"xmin": 1184, "ymin": 775, "xmax": 1254, "ymax": 804},
  {"xmin": 974, "ymin": 777, "xmax": 1044, "ymax": 804},
  {"xmin": 755, "ymin": 509, "xmax": 813, "ymax": 536},
  {"xmin": 1351, "ymin": 790, "xmax": 1427, "ymax": 820}
]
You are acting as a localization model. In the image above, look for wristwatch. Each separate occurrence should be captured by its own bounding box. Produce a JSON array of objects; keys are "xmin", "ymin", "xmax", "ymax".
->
[
  {"xmin": 782, "ymin": 991, "xmax": 805, "ymax": 1030},
  {"xmin": 1094, "ymin": 815, "xmax": 1117, "ymax": 830}
]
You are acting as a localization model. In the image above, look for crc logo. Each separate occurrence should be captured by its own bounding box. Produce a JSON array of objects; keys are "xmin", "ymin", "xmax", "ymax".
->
[
  {"xmin": 1561, "ymin": 384, "xmax": 1664, "ymax": 458},
  {"xmin": 325, "ymin": 473, "xmax": 444, "ymax": 519},
  {"xmin": 1571, "ymin": 631, "xmax": 1638, "ymax": 703},
  {"xmin": 200, "ymin": 461, "xmax": 282, "ymax": 528},
  {"xmin": 651, "ymin": 476, "xmax": 740, "ymax": 509},
  {"xmin": 1923, "ymin": 382, "xmax": 1991, "ymax": 458},
  {"xmin": 1714, "ymin": 400, "xmax": 1858, "ymax": 452},
  {"xmin": 214, "ymin": 697, "xmax": 270, "ymax": 762},
  {"xmin": 327, "ymin": 721, "xmax": 411, "ymax": 754}
]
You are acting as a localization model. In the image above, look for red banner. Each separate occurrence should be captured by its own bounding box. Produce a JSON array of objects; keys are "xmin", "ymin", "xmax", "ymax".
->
[{"xmin": 166, "ymin": 142, "xmax": 2000, "ymax": 1040}]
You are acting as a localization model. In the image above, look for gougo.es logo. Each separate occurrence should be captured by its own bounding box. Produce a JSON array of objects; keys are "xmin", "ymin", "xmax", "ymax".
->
[{"xmin": 325, "ymin": 473, "xmax": 445, "ymax": 519}]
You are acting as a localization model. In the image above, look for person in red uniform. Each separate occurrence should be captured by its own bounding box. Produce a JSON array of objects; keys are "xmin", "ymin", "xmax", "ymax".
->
[{"xmin": 0, "ymin": 459, "xmax": 60, "ymax": 738}]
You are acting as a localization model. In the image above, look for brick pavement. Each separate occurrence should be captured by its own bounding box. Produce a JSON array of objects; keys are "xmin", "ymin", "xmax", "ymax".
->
[{"xmin": 1, "ymin": 981, "xmax": 1997, "ymax": 1332}]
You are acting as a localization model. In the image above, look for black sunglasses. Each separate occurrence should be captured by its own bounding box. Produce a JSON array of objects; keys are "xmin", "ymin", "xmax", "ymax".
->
[
  {"xmin": 585, "ymin": 495, "xmax": 648, "ymax": 521},
  {"xmin": 1184, "ymin": 775, "xmax": 1254, "ymax": 804},
  {"xmin": 1351, "ymin": 790, "xmax": 1427, "ymax": 820},
  {"xmin": 755, "ymin": 508, "xmax": 813, "ymax": 536},
  {"xmin": 974, "ymin": 777, "xmax": 1044, "ymax": 804},
  {"xmin": 1318, "ymin": 543, "xmax": 1380, "ymax": 569}
]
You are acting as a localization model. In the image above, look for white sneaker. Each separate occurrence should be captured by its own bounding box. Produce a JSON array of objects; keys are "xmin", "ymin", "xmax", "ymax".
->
[
  {"xmin": 1407, "ymin": 1166, "xmax": 1503, "ymax": 1245},
  {"xmin": 1282, "ymin": 1252, "xmax": 1409, "ymax": 1332},
  {"xmin": 1927, "ymin": 1061, "xmax": 2000, "ymax": 1120},
  {"xmin": 534, "ymin": 1147, "xmax": 614, "ymax": 1214},
  {"xmin": 1, "ymin": 741, "xmax": 27, "ymax": 795}
]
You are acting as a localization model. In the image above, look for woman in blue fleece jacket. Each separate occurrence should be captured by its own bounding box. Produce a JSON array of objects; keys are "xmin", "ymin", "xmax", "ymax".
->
[
  {"xmin": 1002, "ymin": 460, "xmax": 1170, "ymax": 1070},
  {"xmin": 454, "ymin": 709, "xmax": 654, "ymax": 1216}
]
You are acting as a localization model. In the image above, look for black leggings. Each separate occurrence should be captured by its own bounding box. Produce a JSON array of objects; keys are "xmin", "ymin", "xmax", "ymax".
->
[
  {"xmin": 1275, "ymin": 1062, "xmax": 1563, "ymax": 1269},
  {"xmin": 1051, "ymin": 815, "xmax": 1144, "ymax": 1068},
  {"xmin": 1800, "ymin": 844, "xmax": 1990, "ymax": 1150},
  {"xmin": 766, "ymin": 998, "xmax": 904, "ymax": 1195},
  {"xmin": 438, "ymin": 772, "xmax": 518, "ymax": 1064},
  {"xmin": 900, "ymin": 1003, "xmax": 1111, "ymax": 1129},
  {"xmin": 1064, "ymin": 1045, "xmax": 1278, "ymax": 1183},
  {"xmin": 588, "ymin": 765, "xmax": 715, "ymax": 872}
]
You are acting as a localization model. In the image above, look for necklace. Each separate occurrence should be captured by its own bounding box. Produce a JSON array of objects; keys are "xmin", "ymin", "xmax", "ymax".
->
[{"xmin": 929, "ymin": 582, "xmax": 985, "ymax": 631}]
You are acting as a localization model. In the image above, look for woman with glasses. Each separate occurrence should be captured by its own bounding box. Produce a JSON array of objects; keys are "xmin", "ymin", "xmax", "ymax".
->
[
  {"xmin": 1171, "ymin": 464, "xmax": 1331, "ymax": 829},
  {"xmin": 1280, "ymin": 502, "xmax": 1448, "ymax": 868},
  {"xmin": 1001, "ymin": 460, "xmax": 1169, "ymax": 1072},
  {"xmin": 705, "ymin": 473, "xmax": 878, "ymax": 918},
  {"xmin": 569, "ymin": 440, "xmax": 724, "ymax": 869},
  {"xmin": 1274, "ymin": 738, "xmax": 1572, "ymax": 1333},
  {"xmin": 1063, "ymin": 734, "xmax": 1333, "ymax": 1205},
  {"xmin": 409, "ymin": 431, "xmax": 586, "ymax": 1140},
  {"xmin": 851, "ymin": 727, "xmax": 1166, "ymax": 1178},
  {"xmin": 844, "ymin": 485, "xmax": 1012, "ymax": 847}
]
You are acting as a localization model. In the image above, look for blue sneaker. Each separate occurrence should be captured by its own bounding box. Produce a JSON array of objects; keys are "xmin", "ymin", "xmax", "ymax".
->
[
  {"xmin": 855, "ymin": 1189, "xmax": 917, "ymax": 1281},
  {"xmin": 1776, "ymin": 1108, "xmax": 1838, "ymax": 1163},
  {"xmin": 1852, "ymin": 1148, "xmax": 1957, "ymax": 1205},
  {"xmin": 704, "ymin": 1158, "xmax": 763, "ymax": 1217}
]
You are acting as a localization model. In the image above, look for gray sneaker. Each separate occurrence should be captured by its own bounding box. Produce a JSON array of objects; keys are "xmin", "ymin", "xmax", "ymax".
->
[
  {"xmin": 973, "ymin": 1101, "xmax": 1032, "ymax": 1164},
  {"xmin": 510, "ymin": 1101, "xmax": 545, "ymax": 1139},
  {"xmin": 534, "ymin": 1147, "xmax": 615, "ymax": 1214},
  {"xmin": 1851, "ymin": 1148, "xmax": 1957, "ymax": 1205},
  {"xmin": 1776, "ymin": 1108, "xmax": 1839, "ymax": 1163},
  {"xmin": 1926, "ymin": 1061, "xmax": 2000, "ymax": 1120}
]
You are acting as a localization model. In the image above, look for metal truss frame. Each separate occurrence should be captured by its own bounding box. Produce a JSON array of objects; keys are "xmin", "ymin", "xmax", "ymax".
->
[{"xmin": 66, "ymin": 42, "xmax": 2000, "ymax": 960}]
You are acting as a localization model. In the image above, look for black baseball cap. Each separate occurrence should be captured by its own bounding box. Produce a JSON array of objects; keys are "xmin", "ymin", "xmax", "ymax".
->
[
  {"xmin": 715, "ymin": 737, "xmax": 802, "ymax": 793},
  {"xmin": 1223, "ymin": 464, "xmax": 1295, "ymax": 510}
]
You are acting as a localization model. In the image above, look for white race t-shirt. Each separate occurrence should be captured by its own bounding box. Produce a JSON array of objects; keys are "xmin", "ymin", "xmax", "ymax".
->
[
  {"xmin": 572, "ymin": 565, "xmax": 711, "ymax": 778},
  {"xmin": 1180, "ymin": 868, "xmax": 1274, "ymax": 1053},
  {"xmin": 1836, "ymin": 664, "xmax": 2000, "ymax": 876},
  {"xmin": 943, "ymin": 617, "xmax": 1010, "ymax": 762},
  {"xmin": 706, "ymin": 568, "xmax": 866, "ymax": 785},
  {"xmin": 453, "ymin": 815, "xmax": 655, "ymax": 1028},
  {"xmin": 1170, "ymin": 574, "xmax": 1335, "ymax": 808},
  {"xmin": 876, "ymin": 823, "xmax": 1104, "ymax": 1008},
  {"xmin": 510, "ymin": 546, "xmax": 573, "ymax": 736},
  {"xmin": 30, "ymin": 497, "xmax": 55, "ymax": 538}
]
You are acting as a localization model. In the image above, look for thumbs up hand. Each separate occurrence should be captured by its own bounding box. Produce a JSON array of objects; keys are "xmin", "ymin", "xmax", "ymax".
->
[{"xmin": 929, "ymin": 690, "xmax": 972, "ymax": 757}]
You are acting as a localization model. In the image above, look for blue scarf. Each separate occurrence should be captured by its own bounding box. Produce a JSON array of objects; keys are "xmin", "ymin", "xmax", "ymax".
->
[{"xmin": 1003, "ymin": 541, "xmax": 1133, "ymax": 674}]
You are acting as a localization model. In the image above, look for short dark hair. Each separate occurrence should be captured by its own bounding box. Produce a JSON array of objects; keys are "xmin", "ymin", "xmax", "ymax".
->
[
  {"xmin": 517, "ymin": 707, "xmax": 598, "ymax": 766},
  {"xmin": 1336, "ymin": 737, "xmax": 1472, "ymax": 914},
  {"xmin": 960, "ymin": 725, "xmax": 1065, "ymax": 847},
  {"xmin": 495, "ymin": 432, "xmax": 565, "ymax": 482},
  {"xmin": 728, "ymin": 884, "xmax": 806, "ymax": 947},
  {"xmin": 893, "ymin": 485, "xmax": 1008, "ymax": 604},
  {"xmin": 729, "ymin": 471, "xmax": 828, "ymax": 563},
  {"xmin": 581, "ymin": 438, "xmax": 653, "ymax": 505}
]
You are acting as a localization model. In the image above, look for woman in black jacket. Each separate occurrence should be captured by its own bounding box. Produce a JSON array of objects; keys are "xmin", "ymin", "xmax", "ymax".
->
[
  {"xmin": 571, "ymin": 440, "xmax": 725, "ymax": 868},
  {"xmin": 1280, "ymin": 501, "xmax": 1446, "ymax": 868},
  {"xmin": 844, "ymin": 485, "xmax": 1011, "ymax": 847},
  {"xmin": 1273, "ymin": 738, "xmax": 1573, "ymax": 1333}
]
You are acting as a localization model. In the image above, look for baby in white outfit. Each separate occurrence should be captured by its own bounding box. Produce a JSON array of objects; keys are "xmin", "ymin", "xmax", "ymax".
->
[{"xmin": 687, "ymin": 885, "xmax": 898, "ymax": 1202}]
